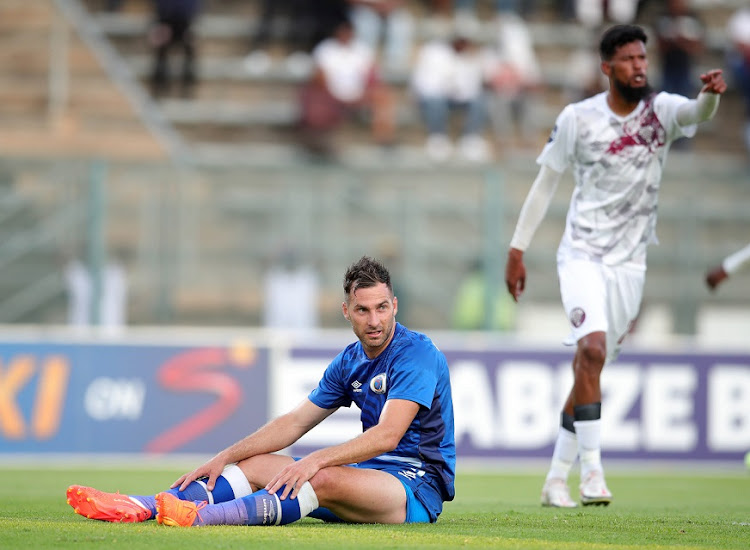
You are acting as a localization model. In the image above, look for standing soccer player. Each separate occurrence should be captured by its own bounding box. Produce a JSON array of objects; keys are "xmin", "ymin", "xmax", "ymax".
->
[
  {"xmin": 67, "ymin": 256, "xmax": 455, "ymax": 526},
  {"xmin": 504, "ymin": 24, "xmax": 726, "ymax": 508}
]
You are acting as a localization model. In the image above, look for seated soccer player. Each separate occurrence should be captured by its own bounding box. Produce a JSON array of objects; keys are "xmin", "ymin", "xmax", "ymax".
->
[{"xmin": 67, "ymin": 256, "xmax": 456, "ymax": 526}]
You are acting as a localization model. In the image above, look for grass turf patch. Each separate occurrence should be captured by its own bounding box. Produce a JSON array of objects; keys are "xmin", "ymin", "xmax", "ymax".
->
[{"xmin": 0, "ymin": 467, "xmax": 747, "ymax": 549}]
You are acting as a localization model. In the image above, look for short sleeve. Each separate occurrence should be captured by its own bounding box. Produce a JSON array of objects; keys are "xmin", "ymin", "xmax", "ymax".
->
[
  {"xmin": 308, "ymin": 353, "xmax": 352, "ymax": 410},
  {"xmin": 536, "ymin": 104, "xmax": 576, "ymax": 173},
  {"xmin": 655, "ymin": 91, "xmax": 697, "ymax": 140},
  {"xmin": 386, "ymin": 344, "xmax": 439, "ymax": 410}
]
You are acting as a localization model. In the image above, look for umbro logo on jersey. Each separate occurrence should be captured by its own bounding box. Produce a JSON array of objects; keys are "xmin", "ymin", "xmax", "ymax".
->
[{"xmin": 351, "ymin": 380, "xmax": 363, "ymax": 393}]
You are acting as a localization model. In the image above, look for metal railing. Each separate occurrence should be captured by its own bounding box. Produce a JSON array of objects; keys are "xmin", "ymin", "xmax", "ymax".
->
[{"xmin": 0, "ymin": 154, "xmax": 747, "ymax": 333}]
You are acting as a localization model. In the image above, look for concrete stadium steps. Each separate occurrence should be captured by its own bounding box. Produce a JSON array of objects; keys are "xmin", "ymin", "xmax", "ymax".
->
[
  {"xmin": 1, "ymin": 0, "xmax": 748, "ymax": 329},
  {"xmin": 3, "ymin": 0, "xmax": 745, "ymax": 162},
  {"xmin": 81, "ymin": 1, "xmax": 749, "ymax": 161},
  {"xmin": 0, "ymin": 0, "xmax": 167, "ymax": 160}
]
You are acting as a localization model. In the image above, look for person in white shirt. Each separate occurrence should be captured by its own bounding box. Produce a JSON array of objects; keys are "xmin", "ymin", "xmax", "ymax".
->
[
  {"xmin": 410, "ymin": 33, "xmax": 490, "ymax": 162},
  {"xmin": 705, "ymin": 243, "xmax": 750, "ymax": 290},
  {"xmin": 726, "ymin": 7, "xmax": 750, "ymax": 155},
  {"xmin": 299, "ymin": 19, "xmax": 395, "ymax": 156},
  {"xmin": 263, "ymin": 250, "xmax": 320, "ymax": 330},
  {"xmin": 485, "ymin": 10, "xmax": 543, "ymax": 148},
  {"xmin": 504, "ymin": 25, "xmax": 726, "ymax": 508}
]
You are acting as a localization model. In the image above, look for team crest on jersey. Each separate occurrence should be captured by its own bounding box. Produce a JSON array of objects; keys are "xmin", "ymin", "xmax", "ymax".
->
[
  {"xmin": 569, "ymin": 307, "xmax": 586, "ymax": 328},
  {"xmin": 370, "ymin": 373, "xmax": 387, "ymax": 394}
]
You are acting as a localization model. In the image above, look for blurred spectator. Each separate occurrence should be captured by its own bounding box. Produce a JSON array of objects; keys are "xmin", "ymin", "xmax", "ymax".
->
[
  {"xmin": 453, "ymin": 0, "xmax": 538, "ymax": 29},
  {"xmin": 65, "ymin": 254, "xmax": 128, "ymax": 330},
  {"xmin": 243, "ymin": 0, "xmax": 348, "ymax": 77},
  {"xmin": 347, "ymin": 0, "xmax": 415, "ymax": 73},
  {"xmin": 106, "ymin": 0, "xmax": 125, "ymax": 11},
  {"xmin": 654, "ymin": 0, "xmax": 705, "ymax": 97},
  {"xmin": 452, "ymin": 259, "xmax": 516, "ymax": 331},
  {"xmin": 562, "ymin": 27, "xmax": 608, "ymax": 103},
  {"xmin": 574, "ymin": 0, "xmax": 638, "ymax": 28},
  {"xmin": 727, "ymin": 7, "xmax": 750, "ymax": 156},
  {"xmin": 419, "ymin": 0, "xmax": 454, "ymax": 39},
  {"xmin": 298, "ymin": 19, "xmax": 396, "ymax": 158},
  {"xmin": 485, "ymin": 11, "xmax": 543, "ymax": 149},
  {"xmin": 263, "ymin": 249, "xmax": 320, "ymax": 330},
  {"xmin": 410, "ymin": 32, "xmax": 491, "ymax": 162},
  {"xmin": 558, "ymin": 0, "xmax": 577, "ymax": 22},
  {"xmin": 149, "ymin": 0, "xmax": 201, "ymax": 98}
]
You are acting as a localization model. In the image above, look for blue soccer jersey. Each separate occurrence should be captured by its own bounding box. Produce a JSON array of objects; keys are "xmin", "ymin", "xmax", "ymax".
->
[{"xmin": 308, "ymin": 323, "xmax": 456, "ymax": 517}]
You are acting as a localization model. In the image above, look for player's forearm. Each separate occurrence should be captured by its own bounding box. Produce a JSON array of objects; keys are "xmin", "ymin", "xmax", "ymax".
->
[
  {"xmin": 676, "ymin": 91, "xmax": 720, "ymax": 126},
  {"xmin": 509, "ymin": 165, "xmax": 562, "ymax": 251},
  {"xmin": 305, "ymin": 424, "xmax": 401, "ymax": 470},
  {"xmin": 723, "ymin": 243, "xmax": 750, "ymax": 275},
  {"xmin": 217, "ymin": 413, "xmax": 311, "ymax": 464}
]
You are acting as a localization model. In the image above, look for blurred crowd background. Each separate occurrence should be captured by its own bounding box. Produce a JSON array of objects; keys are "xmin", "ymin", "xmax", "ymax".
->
[{"xmin": 0, "ymin": 0, "xmax": 748, "ymax": 347}]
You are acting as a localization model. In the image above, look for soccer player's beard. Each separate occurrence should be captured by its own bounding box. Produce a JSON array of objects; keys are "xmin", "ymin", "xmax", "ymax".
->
[{"xmin": 613, "ymin": 77, "xmax": 653, "ymax": 104}]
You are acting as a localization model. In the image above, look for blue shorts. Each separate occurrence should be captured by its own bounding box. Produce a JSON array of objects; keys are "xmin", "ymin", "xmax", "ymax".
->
[
  {"xmin": 398, "ymin": 477, "xmax": 431, "ymax": 523},
  {"xmin": 300, "ymin": 456, "xmax": 441, "ymax": 523},
  {"xmin": 353, "ymin": 457, "xmax": 441, "ymax": 523}
]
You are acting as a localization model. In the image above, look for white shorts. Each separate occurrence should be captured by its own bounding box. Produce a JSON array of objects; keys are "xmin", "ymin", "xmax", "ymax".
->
[{"xmin": 557, "ymin": 259, "xmax": 645, "ymax": 362}]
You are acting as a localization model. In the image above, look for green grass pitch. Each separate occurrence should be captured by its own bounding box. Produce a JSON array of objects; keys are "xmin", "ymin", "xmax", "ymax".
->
[{"xmin": 0, "ymin": 465, "xmax": 748, "ymax": 549}]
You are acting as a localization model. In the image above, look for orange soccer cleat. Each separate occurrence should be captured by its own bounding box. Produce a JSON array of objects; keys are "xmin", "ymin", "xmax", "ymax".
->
[
  {"xmin": 66, "ymin": 485, "xmax": 152, "ymax": 522},
  {"xmin": 155, "ymin": 492, "xmax": 206, "ymax": 527}
]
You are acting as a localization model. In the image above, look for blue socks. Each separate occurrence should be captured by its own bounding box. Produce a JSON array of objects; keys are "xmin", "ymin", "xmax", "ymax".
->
[
  {"xmin": 127, "ymin": 467, "xmax": 320, "ymax": 527},
  {"xmin": 194, "ymin": 483, "xmax": 319, "ymax": 526},
  {"xmin": 195, "ymin": 489, "xmax": 296, "ymax": 526},
  {"xmin": 131, "ymin": 466, "xmax": 249, "ymax": 520}
]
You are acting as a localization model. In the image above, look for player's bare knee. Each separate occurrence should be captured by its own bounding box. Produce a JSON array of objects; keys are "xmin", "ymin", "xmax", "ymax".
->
[
  {"xmin": 236, "ymin": 456, "xmax": 267, "ymax": 490},
  {"xmin": 578, "ymin": 339, "xmax": 606, "ymax": 370},
  {"xmin": 307, "ymin": 467, "xmax": 336, "ymax": 500}
]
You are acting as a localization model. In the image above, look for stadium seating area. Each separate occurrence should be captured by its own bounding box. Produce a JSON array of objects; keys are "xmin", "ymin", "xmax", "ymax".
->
[
  {"xmin": 81, "ymin": 0, "xmax": 749, "ymax": 163},
  {"xmin": 0, "ymin": 0, "xmax": 748, "ymax": 342}
]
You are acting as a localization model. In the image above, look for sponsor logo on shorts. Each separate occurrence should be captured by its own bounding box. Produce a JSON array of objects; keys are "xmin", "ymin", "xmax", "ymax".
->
[{"xmin": 569, "ymin": 307, "xmax": 586, "ymax": 328}]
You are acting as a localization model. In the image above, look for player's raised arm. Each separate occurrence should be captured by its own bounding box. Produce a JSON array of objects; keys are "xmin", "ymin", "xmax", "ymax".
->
[
  {"xmin": 699, "ymin": 69, "xmax": 727, "ymax": 95},
  {"xmin": 676, "ymin": 69, "xmax": 726, "ymax": 126}
]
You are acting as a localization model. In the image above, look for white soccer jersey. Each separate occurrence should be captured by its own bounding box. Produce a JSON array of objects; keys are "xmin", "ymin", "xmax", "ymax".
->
[
  {"xmin": 538, "ymin": 91, "xmax": 696, "ymax": 268},
  {"xmin": 313, "ymin": 38, "xmax": 374, "ymax": 103}
]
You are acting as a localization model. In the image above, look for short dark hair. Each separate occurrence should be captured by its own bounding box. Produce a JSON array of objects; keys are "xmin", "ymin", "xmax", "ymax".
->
[
  {"xmin": 599, "ymin": 24, "xmax": 648, "ymax": 61},
  {"xmin": 343, "ymin": 256, "xmax": 392, "ymax": 297}
]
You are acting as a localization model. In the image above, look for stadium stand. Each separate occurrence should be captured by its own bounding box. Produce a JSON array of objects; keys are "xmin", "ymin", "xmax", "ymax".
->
[{"xmin": 0, "ymin": 0, "xmax": 747, "ymax": 341}]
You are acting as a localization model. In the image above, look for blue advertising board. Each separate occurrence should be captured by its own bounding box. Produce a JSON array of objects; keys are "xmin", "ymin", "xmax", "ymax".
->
[
  {"xmin": 1, "ymin": 333, "xmax": 748, "ymax": 462},
  {"xmin": 0, "ymin": 340, "xmax": 269, "ymax": 454}
]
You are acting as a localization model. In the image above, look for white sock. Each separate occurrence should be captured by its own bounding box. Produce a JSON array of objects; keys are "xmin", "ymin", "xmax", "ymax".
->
[
  {"xmin": 296, "ymin": 481, "xmax": 320, "ymax": 518},
  {"xmin": 574, "ymin": 419, "xmax": 602, "ymax": 478},
  {"xmin": 221, "ymin": 463, "xmax": 254, "ymax": 498},
  {"xmin": 546, "ymin": 428, "xmax": 578, "ymax": 482}
]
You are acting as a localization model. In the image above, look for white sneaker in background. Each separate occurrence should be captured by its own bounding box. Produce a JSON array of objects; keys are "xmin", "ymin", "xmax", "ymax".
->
[
  {"xmin": 540, "ymin": 478, "xmax": 578, "ymax": 508},
  {"xmin": 579, "ymin": 470, "xmax": 613, "ymax": 506},
  {"xmin": 243, "ymin": 50, "xmax": 272, "ymax": 75},
  {"xmin": 458, "ymin": 134, "xmax": 490, "ymax": 162}
]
